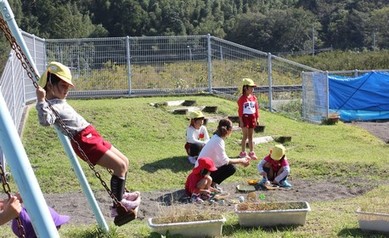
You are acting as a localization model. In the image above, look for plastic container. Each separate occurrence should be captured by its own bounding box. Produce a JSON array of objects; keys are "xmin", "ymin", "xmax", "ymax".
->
[
  {"xmin": 148, "ymin": 215, "xmax": 226, "ymax": 237},
  {"xmin": 235, "ymin": 201, "xmax": 310, "ymax": 227},
  {"xmin": 356, "ymin": 208, "xmax": 389, "ymax": 233}
]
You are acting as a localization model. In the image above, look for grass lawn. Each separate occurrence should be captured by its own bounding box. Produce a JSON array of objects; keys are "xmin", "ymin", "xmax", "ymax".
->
[{"xmin": 2, "ymin": 95, "xmax": 389, "ymax": 237}]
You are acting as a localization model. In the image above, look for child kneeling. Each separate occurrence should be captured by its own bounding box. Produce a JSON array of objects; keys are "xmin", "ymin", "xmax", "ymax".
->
[
  {"xmin": 257, "ymin": 144, "xmax": 292, "ymax": 188},
  {"xmin": 185, "ymin": 157, "xmax": 219, "ymax": 203}
]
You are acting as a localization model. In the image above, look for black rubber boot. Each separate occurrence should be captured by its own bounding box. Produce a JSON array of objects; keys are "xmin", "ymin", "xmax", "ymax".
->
[
  {"xmin": 111, "ymin": 175, "xmax": 136, "ymax": 226},
  {"xmin": 111, "ymin": 175, "xmax": 125, "ymax": 202}
]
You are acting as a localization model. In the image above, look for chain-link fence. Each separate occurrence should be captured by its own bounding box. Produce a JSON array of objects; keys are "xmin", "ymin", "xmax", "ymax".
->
[
  {"xmin": 45, "ymin": 35, "xmax": 318, "ymax": 111},
  {"xmin": 1, "ymin": 31, "xmax": 320, "ymax": 171}
]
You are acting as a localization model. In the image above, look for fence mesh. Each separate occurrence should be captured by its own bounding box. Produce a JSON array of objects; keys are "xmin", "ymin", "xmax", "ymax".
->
[{"xmin": 302, "ymin": 71, "xmax": 328, "ymax": 123}]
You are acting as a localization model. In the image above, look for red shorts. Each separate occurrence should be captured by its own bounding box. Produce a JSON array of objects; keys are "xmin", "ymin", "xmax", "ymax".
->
[
  {"xmin": 242, "ymin": 114, "xmax": 256, "ymax": 128},
  {"xmin": 70, "ymin": 125, "xmax": 112, "ymax": 165}
]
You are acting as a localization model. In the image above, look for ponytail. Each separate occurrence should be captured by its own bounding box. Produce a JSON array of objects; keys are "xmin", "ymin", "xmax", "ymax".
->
[{"xmin": 215, "ymin": 119, "xmax": 233, "ymax": 137}]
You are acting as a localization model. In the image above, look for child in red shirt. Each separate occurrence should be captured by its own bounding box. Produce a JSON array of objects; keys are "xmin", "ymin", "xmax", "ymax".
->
[
  {"xmin": 257, "ymin": 144, "xmax": 292, "ymax": 188},
  {"xmin": 185, "ymin": 157, "xmax": 218, "ymax": 203},
  {"xmin": 237, "ymin": 78, "xmax": 259, "ymax": 160}
]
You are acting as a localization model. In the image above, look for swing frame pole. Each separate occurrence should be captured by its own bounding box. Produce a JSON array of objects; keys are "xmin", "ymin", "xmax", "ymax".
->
[
  {"xmin": 55, "ymin": 128, "xmax": 109, "ymax": 232},
  {"xmin": 0, "ymin": 92, "xmax": 59, "ymax": 238}
]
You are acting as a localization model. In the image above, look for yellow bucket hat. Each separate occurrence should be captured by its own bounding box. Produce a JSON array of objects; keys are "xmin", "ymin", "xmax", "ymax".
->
[
  {"xmin": 39, "ymin": 62, "xmax": 74, "ymax": 87},
  {"xmin": 270, "ymin": 144, "xmax": 286, "ymax": 160},
  {"xmin": 242, "ymin": 78, "xmax": 256, "ymax": 87},
  {"xmin": 189, "ymin": 111, "xmax": 205, "ymax": 119}
]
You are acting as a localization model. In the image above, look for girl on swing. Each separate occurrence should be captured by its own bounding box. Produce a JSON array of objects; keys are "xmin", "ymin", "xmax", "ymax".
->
[{"xmin": 35, "ymin": 62, "xmax": 140, "ymax": 226}]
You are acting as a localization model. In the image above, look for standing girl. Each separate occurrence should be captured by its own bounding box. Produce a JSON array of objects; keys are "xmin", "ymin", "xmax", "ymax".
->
[
  {"xmin": 237, "ymin": 78, "xmax": 260, "ymax": 160},
  {"xmin": 35, "ymin": 62, "xmax": 140, "ymax": 226},
  {"xmin": 198, "ymin": 119, "xmax": 250, "ymax": 190},
  {"xmin": 185, "ymin": 111, "xmax": 210, "ymax": 164}
]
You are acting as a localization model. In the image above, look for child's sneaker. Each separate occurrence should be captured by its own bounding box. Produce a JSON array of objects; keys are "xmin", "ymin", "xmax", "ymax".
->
[
  {"xmin": 188, "ymin": 156, "xmax": 197, "ymax": 164},
  {"xmin": 123, "ymin": 191, "xmax": 140, "ymax": 201},
  {"xmin": 121, "ymin": 196, "xmax": 141, "ymax": 210},
  {"xmin": 248, "ymin": 151, "xmax": 257, "ymax": 160},
  {"xmin": 239, "ymin": 151, "xmax": 247, "ymax": 158},
  {"xmin": 212, "ymin": 183, "xmax": 223, "ymax": 193},
  {"xmin": 191, "ymin": 194, "xmax": 204, "ymax": 204},
  {"xmin": 279, "ymin": 180, "xmax": 292, "ymax": 188},
  {"xmin": 200, "ymin": 193, "xmax": 211, "ymax": 201},
  {"xmin": 258, "ymin": 177, "xmax": 268, "ymax": 186}
]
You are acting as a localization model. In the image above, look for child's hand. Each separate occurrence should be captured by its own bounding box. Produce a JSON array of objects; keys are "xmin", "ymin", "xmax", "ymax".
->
[
  {"xmin": 241, "ymin": 158, "xmax": 250, "ymax": 167},
  {"xmin": 3, "ymin": 196, "xmax": 22, "ymax": 219},
  {"xmin": 36, "ymin": 86, "xmax": 46, "ymax": 102},
  {"xmin": 14, "ymin": 193, "xmax": 23, "ymax": 203}
]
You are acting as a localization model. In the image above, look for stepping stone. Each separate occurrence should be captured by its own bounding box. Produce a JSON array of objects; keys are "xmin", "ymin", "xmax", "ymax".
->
[
  {"xmin": 202, "ymin": 106, "xmax": 218, "ymax": 113},
  {"xmin": 254, "ymin": 125, "xmax": 265, "ymax": 133},
  {"xmin": 228, "ymin": 116, "xmax": 240, "ymax": 123},
  {"xmin": 274, "ymin": 136, "xmax": 292, "ymax": 143},
  {"xmin": 182, "ymin": 100, "xmax": 196, "ymax": 106},
  {"xmin": 173, "ymin": 108, "xmax": 188, "ymax": 115}
]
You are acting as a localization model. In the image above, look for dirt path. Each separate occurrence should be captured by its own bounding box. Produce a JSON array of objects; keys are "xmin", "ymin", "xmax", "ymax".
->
[{"xmin": 45, "ymin": 177, "xmax": 380, "ymax": 225}]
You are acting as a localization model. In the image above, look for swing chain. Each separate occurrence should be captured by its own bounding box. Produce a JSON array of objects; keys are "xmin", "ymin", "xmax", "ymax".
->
[
  {"xmin": 0, "ymin": 164, "xmax": 11, "ymax": 198},
  {"xmin": 0, "ymin": 160, "xmax": 26, "ymax": 237},
  {"xmin": 0, "ymin": 17, "xmax": 120, "ymax": 206}
]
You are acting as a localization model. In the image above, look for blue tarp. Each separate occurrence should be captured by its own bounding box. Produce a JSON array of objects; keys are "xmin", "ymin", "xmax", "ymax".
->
[{"xmin": 329, "ymin": 72, "xmax": 389, "ymax": 121}]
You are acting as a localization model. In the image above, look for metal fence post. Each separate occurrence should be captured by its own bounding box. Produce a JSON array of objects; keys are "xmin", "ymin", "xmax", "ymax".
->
[
  {"xmin": 267, "ymin": 53, "xmax": 273, "ymax": 112},
  {"xmin": 126, "ymin": 36, "xmax": 132, "ymax": 95},
  {"xmin": 207, "ymin": 34, "xmax": 212, "ymax": 93},
  {"xmin": 326, "ymin": 71, "xmax": 329, "ymax": 118}
]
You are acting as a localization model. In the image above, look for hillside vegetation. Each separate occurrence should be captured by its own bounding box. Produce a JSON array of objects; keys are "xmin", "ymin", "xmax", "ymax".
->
[{"xmin": 290, "ymin": 50, "xmax": 389, "ymax": 71}]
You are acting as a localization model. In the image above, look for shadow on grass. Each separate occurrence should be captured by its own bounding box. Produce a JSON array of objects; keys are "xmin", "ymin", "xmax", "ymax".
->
[
  {"xmin": 338, "ymin": 228, "xmax": 388, "ymax": 238},
  {"xmin": 141, "ymin": 156, "xmax": 193, "ymax": 173}
]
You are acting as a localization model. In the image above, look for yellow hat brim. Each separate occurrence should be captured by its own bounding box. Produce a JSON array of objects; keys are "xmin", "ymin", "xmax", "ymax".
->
[{"xmin": 39, "ymin": 62, "xmax": 74, "ymax": 87}]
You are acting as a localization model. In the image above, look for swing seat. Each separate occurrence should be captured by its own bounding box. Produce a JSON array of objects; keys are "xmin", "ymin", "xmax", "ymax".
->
[{"xmin": 114, "ymin": 203, "xmax": 136, "ymax": 226}]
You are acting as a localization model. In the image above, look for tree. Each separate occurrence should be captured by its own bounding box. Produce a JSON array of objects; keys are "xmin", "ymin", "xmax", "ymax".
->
[
  {"xmin": 19, "ymin": 0, "xmax": 98, "ymax": 38},
  {"xmin": 226, "ymin": 8, "xmax": 321, "ymax": 53},
  {"xmin": 367, "ymin": 7, "xmax": 389, "ymax": 49},
  {"xmin": 327, "ymin": 9, "xmax": 367, "ymax": 50}
]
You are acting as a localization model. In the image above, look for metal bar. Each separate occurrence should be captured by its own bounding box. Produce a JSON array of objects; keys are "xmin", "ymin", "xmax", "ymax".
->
[
  {"xmin": 55, "ymin": 129, "xmax": 109, "ymax": 232},
  {"xmin": 207, "ymin": 34, "xmax": 212, "ymax": 93}
]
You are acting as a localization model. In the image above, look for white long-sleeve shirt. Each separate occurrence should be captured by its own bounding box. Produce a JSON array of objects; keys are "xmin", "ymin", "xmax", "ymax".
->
[
  {"xmin": 197, "ymin": 134, "xmax": 228, "ymax": 168},
  {"xmin": 36, "ymin": 99, "xmax": 90, "ymax": 136},
  {"xmin": 186, "ymin": 125, "xmax": 209, "ymax": 145}
]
